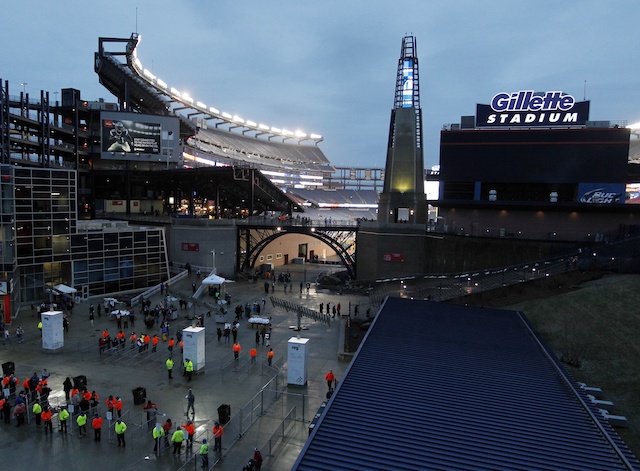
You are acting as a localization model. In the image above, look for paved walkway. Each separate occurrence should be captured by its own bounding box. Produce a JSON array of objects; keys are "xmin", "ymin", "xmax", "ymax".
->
[{"xmin": 0, "ymin": 264, "xmax": 371, "ymax": 470}]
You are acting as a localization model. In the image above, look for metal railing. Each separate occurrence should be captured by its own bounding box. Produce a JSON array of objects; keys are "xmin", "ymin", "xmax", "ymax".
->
[{"xmin": 175, "ymin": 369, "xmax": 286, "ymax": 470}]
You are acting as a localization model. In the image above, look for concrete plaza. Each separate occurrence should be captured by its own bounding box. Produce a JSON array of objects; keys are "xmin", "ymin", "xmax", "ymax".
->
[{"xmin": 0, "ymin": 263, "xmax": 371, "ymax": 470}]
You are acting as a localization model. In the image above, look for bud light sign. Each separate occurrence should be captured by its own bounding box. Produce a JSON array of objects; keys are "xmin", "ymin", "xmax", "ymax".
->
[
  {"xmin": 578, "ymin": 183, "xmax": 624, "ymax": 204},
  {"xmin": 476, "ymin": 90, "xmax": 590, "ymax": 127}
]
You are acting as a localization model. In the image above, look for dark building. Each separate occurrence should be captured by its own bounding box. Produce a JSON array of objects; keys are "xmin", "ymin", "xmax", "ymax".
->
[{"xmin": 435, "ymin": 90, "xmax": 636, "ymax": 242}]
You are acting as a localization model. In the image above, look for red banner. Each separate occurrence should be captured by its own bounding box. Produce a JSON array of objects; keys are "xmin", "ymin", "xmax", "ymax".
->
[{"xmin": 383, "ymin": 253, "xmax": 404, "ymax": 262}]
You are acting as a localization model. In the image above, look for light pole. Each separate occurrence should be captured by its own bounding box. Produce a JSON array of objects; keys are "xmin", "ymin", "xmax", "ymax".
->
[
  {"xmin": 21, "ymin": 82, "xmax": 27, "ymax": 95},
  {"xmin": 211, "ymin": 250, "xmax": 216, "ymax": 274}
]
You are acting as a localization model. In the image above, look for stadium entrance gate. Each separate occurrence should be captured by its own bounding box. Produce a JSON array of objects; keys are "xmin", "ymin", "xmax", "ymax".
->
[{"xmin": 237, "ymin": 222, "xmax": 358, "ymax": 279}]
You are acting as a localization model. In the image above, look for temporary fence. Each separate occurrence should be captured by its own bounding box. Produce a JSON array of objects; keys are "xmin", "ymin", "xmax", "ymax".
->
[
  {"xmin": 269, "ymin": 296, "xmax": 331, "ymax": 326},
  {"xmin": 176, "ymin": 369, "xmax": 287, "ymax": 470}
]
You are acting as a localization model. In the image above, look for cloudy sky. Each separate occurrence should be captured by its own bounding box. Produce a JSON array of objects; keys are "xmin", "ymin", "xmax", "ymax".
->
[{"xmin": 3, "ymin": 1, "xmax": 639, "ymax": 169}]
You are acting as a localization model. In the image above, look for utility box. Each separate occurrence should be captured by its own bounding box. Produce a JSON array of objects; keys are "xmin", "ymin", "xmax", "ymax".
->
[
  {"xmin": 182, "ymin": 326, "xmax": 205, "ymax": 371},
  {"xmin": 287, "ymin": 337, "xmax": 310, "ymax": 386},
  {"xmin": 41, "ymin": 311, "xmax": 64, "ymax": 353}
]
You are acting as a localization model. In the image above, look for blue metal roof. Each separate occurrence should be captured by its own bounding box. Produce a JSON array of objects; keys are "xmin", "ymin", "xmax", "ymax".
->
[{"xmin": 292, "ymin": 297, "xmax": 640, "ymax": 471}]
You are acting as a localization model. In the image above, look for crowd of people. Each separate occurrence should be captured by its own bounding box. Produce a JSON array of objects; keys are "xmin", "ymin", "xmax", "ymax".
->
[{"xmin": 0, "ymin": 265, "xmax": 350, "ymax": 469}]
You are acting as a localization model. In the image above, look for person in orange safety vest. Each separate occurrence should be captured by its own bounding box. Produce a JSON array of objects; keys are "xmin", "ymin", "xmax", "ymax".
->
[
  {"xmin": 325, "ymin": 370, "xmax": 336, "ymax": 390},
  {"xmin": 212, "ymin": 421, "xmax": 224, "ymax": 454},
  {"xmin": 114, "ymin": 396, "xmax": 123, "ymax": 417}
]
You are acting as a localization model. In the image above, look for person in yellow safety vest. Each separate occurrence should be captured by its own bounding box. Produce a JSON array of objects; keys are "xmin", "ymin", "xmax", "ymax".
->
[
  {"xmin": 76, "ymin": 412, "xmax": 87, "ymax": 437},
  {"xmin": 37, "ymin": 321, "xmax": 42, "ymax": 336},
  {"xmin": 153, "ymin": 424, "xmax": 165, "ymax": 453},
  {"xmin": 32, "ymin": 401, "xmax": 42, "ymax": 427},
  {"xmin": 171, "ymin": 425, "xmax": 185, "ymax": 455},
  {"xmin": 115, "ymin": 418, "xmax": 127, "ymax": 446},
  {"xmin": 199, "ymin": 439, "xmax": 210, "ymax": 468},
  {"xmin": 58, "ymin": 406, "xmax": 70, "ymax": 433},
  {"xmin": 185, "ymin": 358, "xmax": 194, "ymax": 382},
  {"xmin": 166, "ymin": 357, "xmax": 174, "ymax": 379}
]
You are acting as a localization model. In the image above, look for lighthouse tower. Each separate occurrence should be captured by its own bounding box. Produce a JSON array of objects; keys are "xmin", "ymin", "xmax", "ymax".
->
[{"xmin": 377, "ymin": 36, "xmax": 427, "ymax": 224}]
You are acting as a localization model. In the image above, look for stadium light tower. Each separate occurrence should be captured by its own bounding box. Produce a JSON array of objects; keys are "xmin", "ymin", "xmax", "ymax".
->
[{"xmin": 377, "ymin": 36, "xmax": 427, "ymax": 224}]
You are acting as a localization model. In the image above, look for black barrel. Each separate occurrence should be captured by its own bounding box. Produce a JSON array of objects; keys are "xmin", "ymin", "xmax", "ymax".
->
[
  {"xmin": 217, "ymin": 404, "xmax": 231, "ymax": 424},
  {"xmin": 2, "ymin": 361, "xmax": 15, "ymax": 375},
  {"xmin": 132, "ymin": 387, "xmax": 146, "ymax": 405},
  {"xmin": 73, "ymin": 375, "xmax": 87, "ymax": 390}
]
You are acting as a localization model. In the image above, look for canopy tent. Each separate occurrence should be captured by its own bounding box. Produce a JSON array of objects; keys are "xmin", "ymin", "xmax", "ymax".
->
[
  {"xmin": 52, "ymin": 284, "xmax": 77, "ymax": 295},
  {"xmin": 202, "ymin": 274, "xmax": 233, "ymax": 285},
  {"xmin": 110, "ymin": 309, "xmax": 130, "ymax": 317}
]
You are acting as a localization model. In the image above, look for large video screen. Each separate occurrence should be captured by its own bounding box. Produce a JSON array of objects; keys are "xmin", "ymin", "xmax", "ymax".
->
[
  {"xmin": 440, "ymin": 127, "xmax": 630, "ymax": 183},
  {"xmin": 101, "ymin": 118, "xmax": 161, "ymax": 154},
  {"xmin": 401, "ymin": 59, "xmax": 413, "ymax": 108}
]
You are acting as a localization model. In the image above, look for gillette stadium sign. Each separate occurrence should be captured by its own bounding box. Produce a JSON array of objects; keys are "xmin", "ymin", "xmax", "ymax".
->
[{"xmin": 476, "ymin": 90, "xmax": 590, "ymax": 127}]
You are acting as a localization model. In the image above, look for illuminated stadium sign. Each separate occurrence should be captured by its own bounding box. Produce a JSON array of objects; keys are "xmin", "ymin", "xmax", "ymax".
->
[
  {"xmin": 476, "ymin": 90, "xmax": 590, "ymax": 127},
  {"xmin": 578, "ymin": 183, "xmax": 624, "ymax": 204}
]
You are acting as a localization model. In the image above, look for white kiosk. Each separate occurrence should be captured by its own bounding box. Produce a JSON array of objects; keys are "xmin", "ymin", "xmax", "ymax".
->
[
  {"xmin": 182, "ymin": 326, "xmax": 205, "ymax": 371},
  {"xmin": 41, "ymin": 310, "xmax": 64, "ymax": 353},
  {"xmin": 287, "ymin": 337, "xmax": 309, "ymax": 386}
]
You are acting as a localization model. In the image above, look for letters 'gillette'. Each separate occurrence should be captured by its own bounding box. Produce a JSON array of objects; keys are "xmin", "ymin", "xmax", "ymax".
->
[{"xmin": 491, "ymin": 90, "xmax": 575, "ymax": 112}]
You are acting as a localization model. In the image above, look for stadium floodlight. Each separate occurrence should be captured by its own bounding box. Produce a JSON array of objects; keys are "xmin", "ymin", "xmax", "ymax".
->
[
  {"xmin": 258, "ymin": 124, "xmax": 270, "ymax": 130},
  {"xmin": 209, "ymin": 107, "xmax": 220, "ymax": 114},
  {"xmin": 299, "ymin": 174, "xmax": 323, "ymax": 180},
  {"xmin": 181, "ymin": 93, "xmax": 194, "ymax": 103},
  {"xmin": 310, "ymin": 133, "xmax": 322, "ymax": 139},
  {"xmin": 197, "ymin": 101, "xmax": 207, "ymax": 109},
  {"xmin": 271, "ymin": 127, "xmax": 282, "ymax": 133},
  {"xmin": 295, "ymin": 131, "xmax": 307, "ymax": 138},
  {"xmin": 171, "ymin": 87, "xmax": 181, "ymax": 96},
  {"xmin": 282, "ymin": 129, "xmax": 294, "ymax": 136},
  {"xmin": 157, "ymin": 79, "xmax": 167, "ymax": 89},
  {"xmin": 232, "ymin": 115, "xmax": 245, "ymax": 123},
  {"xmin": 261, "ymin": 170, "xmax": 287, "ymax": 177},
  {"xmin": 143, "ymin": 69, "xmax": 156, "ymax": 80},
  {"xmin": 134, "ymin": 58, "xmax": 142, "ymax": 70},
  {"xmin": 246, "ymin": 120, "xmax": 257, "ymax": 127},
  {"xmin": 222, "ymin": 112, "xmax": 233, "ymax": 119},
  {"xmin": 628, "ymin": 122, "xmax": 640, "ymax": 130}
]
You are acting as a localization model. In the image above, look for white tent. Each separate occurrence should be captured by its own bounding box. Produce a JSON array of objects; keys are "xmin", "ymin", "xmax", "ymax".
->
[
  {"xmin": 202, "ymin": 274, "xmax": 232, "ymax": 285},
  {"xmin": 52, "ymin": 283, "xmax": 77, "ymax": 294}
]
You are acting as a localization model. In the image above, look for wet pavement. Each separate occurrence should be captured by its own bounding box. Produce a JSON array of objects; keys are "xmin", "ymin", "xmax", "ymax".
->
[{"xmin": 0, "ymin": 264, "xmax": 372, "ymax": 470}]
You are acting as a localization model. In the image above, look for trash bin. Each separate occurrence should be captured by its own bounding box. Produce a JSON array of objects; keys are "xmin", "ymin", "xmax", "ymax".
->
[
  {"xmin": 217, "ymin": 404, "xmax": 231, "ymax": 424},
  {"xmin": 132, "ymin": 387, "xmax": 146, "ymax": 405},
  {"xmin": 2, "ymin": 361, "xmax": 15, "ymax": 376},
  {"xmin": 73, "ymin": 375, "xmax": 87, "ymax": 390}
]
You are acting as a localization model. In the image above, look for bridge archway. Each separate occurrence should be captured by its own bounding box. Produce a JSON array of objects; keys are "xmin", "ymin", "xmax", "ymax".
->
[{"xmin": 238, "ymin": 225, "xmax": 357, "ymax": 279}]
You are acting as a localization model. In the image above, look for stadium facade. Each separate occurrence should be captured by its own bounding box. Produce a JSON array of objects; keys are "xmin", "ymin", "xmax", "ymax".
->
[
  {"xmin": 0, "ymin": 33, "xmax": 386, "ymax": 317},
  {"xmin": 435, "ymin": 89, "xmax": 639, "ymax": 242}
]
